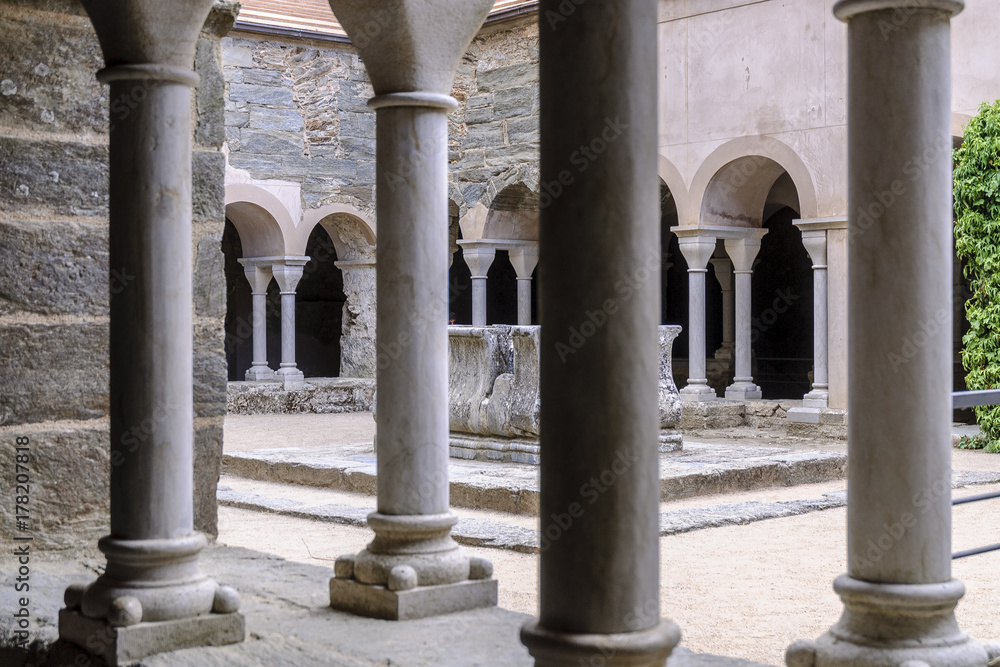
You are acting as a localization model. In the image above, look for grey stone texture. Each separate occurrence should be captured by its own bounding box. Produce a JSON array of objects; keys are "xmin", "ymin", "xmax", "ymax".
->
[
  {"xmin": 0, "ymin": 546, "xmax": 771, "ymax": 666},
  {"xmin": 227, "ymin": 378, "xmax": 376, "ymax": 415},
  {"xmin": 221, "ymin": 16, "xmax": 540, "ymax": 224},
  {"xmin": 448, "ymin": 325, "xmax": 682, "ymax": 464},
  {"xmin": 0, "ymin": 0, "xmax": 236, "ymax": 547}
]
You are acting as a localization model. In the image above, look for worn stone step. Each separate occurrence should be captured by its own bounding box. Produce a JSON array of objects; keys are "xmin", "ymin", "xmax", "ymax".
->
[{"xmin": 222, "ymin": 440, "xmax": 848, "ymax": 516}]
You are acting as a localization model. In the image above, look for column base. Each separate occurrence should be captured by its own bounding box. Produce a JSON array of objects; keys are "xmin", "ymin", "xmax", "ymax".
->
[
  {"xmin": 276, "ymin": 367, "xmax": 304, "ymax": 390},
  {"xmin": 520, "ymin": 618, "xmax": 681, "ymax": 667},
  {"xmin": 680, "ymin": 383, "xmax": 717, "ymax": 402},
  {"xmin": 725, "ymin": 381, "xmax": 762, "ymax": 400},
  {"xmin": 245, "ymin": 365, "xmax": 275, "ymax": 381},
  {"xmin": 329, "ymin": 576, "xmax": 497, "ymax": 621},
  {"xmin": 787, "ymin": 407, "xmax": 822, "ymax": 424},
  {"xmin": 802, "ymin": 389, "xmax": 829, "ymax": 408},
  {"xmin": 659, "ymin": 429, "xmax": 683, "ymax": 453},
  {"xmin": 58, "ymin": 608, "xmax": 244, "ymax": 667},
  {"xmin": 786, "ymin": 576, "xmax": 993, "ymax": 667}
]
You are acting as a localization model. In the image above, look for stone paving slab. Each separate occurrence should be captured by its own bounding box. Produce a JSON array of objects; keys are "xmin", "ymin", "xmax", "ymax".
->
[
  {"xmin": 0, "ymin": 546, "xmax": 775, "ymax": 666},
  {"xmin": 222, "ymin": 441, "xmax": 848, "ymax": 515}
]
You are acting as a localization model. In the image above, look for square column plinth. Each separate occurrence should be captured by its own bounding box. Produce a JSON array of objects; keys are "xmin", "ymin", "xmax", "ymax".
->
[
  {"xmin": 59, "ymin": 609, "xmax": 244, "ymax": 666},
  {"xmin": 330, "ymin": 577, "xmax": 498, "ymax": 621}
]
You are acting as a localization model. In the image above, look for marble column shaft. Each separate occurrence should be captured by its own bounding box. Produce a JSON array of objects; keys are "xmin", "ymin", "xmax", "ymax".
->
[
  {"xmin": 710, "ymin": 256, "xmax": 735, "ymax": 360},
  {"xmin": 677, "ymin": 235, "xmax": 717, "ymax": 401},
  {"xmin": 242, "ymin": 263, "xmax": 274, "ymax": 380},
  {"xmin": 510, "ymin": 246, "xmax": 539, "ymax": 326},
  {"xmin": 786, "ymin": 1, "xmax": 992, "ymax": 665},
  {"xmin": 63, "ymin": 1, "xmax": 241, "ymax": 647},
  {"xmin": 520, "ymin": 0, "xmax": 680, "ymax": 664},
  {"xmin": 724, "ymin": 235, "xmax": 763, "ymax": 400},
  {"xmin": 801, "ymin": 231, "xmax": 829, "ymax": 405}
]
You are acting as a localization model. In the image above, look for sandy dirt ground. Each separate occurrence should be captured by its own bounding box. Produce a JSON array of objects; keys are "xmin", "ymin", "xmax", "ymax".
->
[{"xmin": 219, "ymin": 413, "xmax": 1000, "ymax": 666}]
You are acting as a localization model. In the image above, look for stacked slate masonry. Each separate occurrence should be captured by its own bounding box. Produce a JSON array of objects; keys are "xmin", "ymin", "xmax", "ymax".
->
[
  {"xmin": 0, "ymin": 0, "xmax": 237, "ymax": 549},
  {"xmin": 222, "ymin": 14, "xmax": 541, "ymax": 242}
]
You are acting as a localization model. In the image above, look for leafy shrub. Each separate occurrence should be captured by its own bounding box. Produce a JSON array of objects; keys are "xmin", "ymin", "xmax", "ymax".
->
[{"xmin": 955, "ymin": 100, "xmax": 1000, "ymax": 452}]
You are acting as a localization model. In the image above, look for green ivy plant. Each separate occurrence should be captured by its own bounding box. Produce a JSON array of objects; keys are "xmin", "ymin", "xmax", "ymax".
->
[{"xmin": 955, "ymin": 100, "xmax": 1000, "ymax": 454}]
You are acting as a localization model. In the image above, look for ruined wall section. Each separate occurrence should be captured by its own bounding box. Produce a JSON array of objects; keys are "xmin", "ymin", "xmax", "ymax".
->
[{"xmin": 0, "ymin": 0, "xmax": 235, "ymax": 549}]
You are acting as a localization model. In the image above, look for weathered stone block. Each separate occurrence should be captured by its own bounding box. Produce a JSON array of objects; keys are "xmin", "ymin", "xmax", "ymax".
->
[
  {"xmin": 227, "ymin": 82, "xmax": 295, "ymax": 107},
  {"xmin": 463, "ymin": 121, "xmax": 505, "ymax": 149},
  {"xmin": 483, "ymin": 143, "xmax": 539, "ymax": 169},
  {"xmin": 466, "ymin": 93, "xmax": 494, "ymax": 109},
  {"xmin": 249, "ymin": 105, "xmax": 304, "ymax": 133},
  {"xmin": 505, "ymin": 115, "xmax": 538, "ymax": 145},
  {"xmin": 0, "ymin": 8, "xmax": 107, "ymax": 138},
  {"xmin": 221, "ymin": 37, "xmax": 255, "ymax": 68},
  {"xmin": 476, "ymin": 62, "xmax": 537, "ymax": 92},
  {"xmin": 194, "ymin": 37, "xmax": 226, "ymax": 148},
  {"xmin": 193, "ymin": 150, "xmax": 226, "ymax": 222},
  {"xmin": 0, "ymin": 423, "xmax": 109, "ymax": 551},
  {"xmin": 0, "ymin": 218, "xmax": 108, "ymax": 316},
  {"xmin": 194, "ymin": 420, "xmax": 224, "ymax": 538},
  {"xmin": 239, "ymin": 128, "xmax": 303, "ymax": 155},
  {"xmin": 0, "ymin": 322, "xmax": 109, "ymax": 426},
  {"xmin": 242, "ymin": 68, "xmax": 283, "ymax": 86},
  {"xmin": 493, "ymin": 85, "xmax": 538, "ymax": 118},
  {"xmin": 339, "ymin": 110, "xmax": 375, "ymax": 138},
  {"xmin": 465, "ymin": 106, "xmax": 494, "ymax": 125},
  {"xmin": 194, "ymin": 320, "xmax": 227, "ymax": 419},
  {"xmin": 0, "ymin": 137, "xmax": 108, "ymax": 217}
]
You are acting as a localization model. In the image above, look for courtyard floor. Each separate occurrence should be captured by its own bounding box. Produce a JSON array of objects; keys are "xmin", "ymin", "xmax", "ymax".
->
[{"xmin": 216, "ymin": 412, "xmax": 1000, "ymax": 666}]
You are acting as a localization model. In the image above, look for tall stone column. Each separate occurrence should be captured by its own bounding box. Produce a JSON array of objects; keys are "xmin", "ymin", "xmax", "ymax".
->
[
  {"xmin": 59, "ymin": 1, "xmax": 243, "ymax": 663},
  {"xmin": 724, "ymin": 232, "xmax": 765, "ymax": 400},
  {"xmin": 327, "ymin": 0, "xmax": 497, "ymax": 621},
  {"xmin": 520, "ymin": 1, "xmax": 681, "ymax": 665},
  {"xmin": 710, "ymin": 255, "xmax": 735, "ymax": 363},
  {"xmin": 239, "ymin": 260, "xmax": 275, "ymax": 381},
  {"xmin": 510, "ymin": 244, "xmax": 539, "ymax": 326},
  {"xmin": 336, "ymin": 259, "xmax": 377, "ymax": 379},
  {"xmin": 272, "ymin": 259, "xmax": 307, "ymax": 390},
  {"xmin": 676, "ymin": 232, "xmax": 718, "ymax": 401},
  {"xmin": 786, "ymin": 1, "xmax": 994, "ymax": 665},
  {"xmin": 460, "ymin": 241, "xmax": 497, "ymax": 327},
  {"xmin": 798, "ymin": 226, "xmax": 829, "ymax": 407}
]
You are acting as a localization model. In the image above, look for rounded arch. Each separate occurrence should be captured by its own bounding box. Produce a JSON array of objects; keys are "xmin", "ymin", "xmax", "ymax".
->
[
  {"xmin": 300, "ymin": 203, "xmax": 377, "ymax": 261},
  {"xmin": 225, "ymin": 183, "xmax": 292, "ymax": 257},
  {"xmin": 688, "ymin": 136, "xmax": 819, "ymax": 227},
  {"xmin": 658, "ymin": 154, "xmax": 689, "ymax": 222},
  {"xmin": 460, "ymin": 183, "xmax": 540, "ymax": 242}
]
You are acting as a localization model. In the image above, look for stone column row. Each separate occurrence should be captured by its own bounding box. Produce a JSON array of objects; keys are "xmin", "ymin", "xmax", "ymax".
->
[
  {"xmin": 238, "ymin": 256, "xmax": 308, "ymax": 390},
  {"xmin": 675, "ymin": 228, "xmax": 765, "ymax": 402},
  {"xmin": 458, "ymin": 239, "xmax": 539, "ymax": 326}
]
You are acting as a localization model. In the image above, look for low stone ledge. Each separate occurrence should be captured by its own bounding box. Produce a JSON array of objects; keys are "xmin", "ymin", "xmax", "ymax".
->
[{"xmin": 226, "ymin": 378, "xmax": 376, "ymax": 415}]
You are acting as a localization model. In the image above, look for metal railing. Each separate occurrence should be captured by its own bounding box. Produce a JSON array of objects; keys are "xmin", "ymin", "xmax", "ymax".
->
[{"xmin": 951, "ymin": 389, "xmax": 1000, "ymax": 559}]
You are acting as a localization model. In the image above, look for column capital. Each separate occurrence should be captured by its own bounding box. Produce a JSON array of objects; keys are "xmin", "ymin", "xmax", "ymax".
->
[
  {"xmin": 509, "ymin": 245, "xmax": 540, "ymax": 279},
  {"xmin": 709, "ymin": 257, "xmax": 733, "ymax": 291},
  {"xmin": 675, "ymin": 234, "xmax": 717, "ymax": 272},
  {"xmin": 271, "ymin": 259, "xmax": 308, "ymax": 293},
  {"xmin": 81, "ymin": 0, "xmax": 216, "ymax": 70},
  {"xmin": 799, "ymin": 230, "xmax": 829, "ymax": 268},
  {"xmin": 723, "ymin": 231, "xmax": 767, "ymax": 273},
  {"xmin": 458, "ymin": 242, "xmax": 497, "ymax": 278},
  {"xmin": 241, "ymin": 263, "xmax": 273, "ymax": 294},
  {"xmin": 327, "ymin": 0, "xmax": 493, "ymax": 96}
]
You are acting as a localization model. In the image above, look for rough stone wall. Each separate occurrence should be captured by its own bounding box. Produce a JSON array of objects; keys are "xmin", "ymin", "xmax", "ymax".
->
[
  {"xmin": 222, "ymin": 33, "xmax": 377, "ymax": 214},
  {"xmin": 0, "ymin": 0, "xmax": 234, "ymax": 550},
  {"xmin": 450, "ymin": 20, "xmax": 540, "ymax": 218},
  {"xmin": 221, "ymin": 16, "xmax": 541, "ymax": 230}
]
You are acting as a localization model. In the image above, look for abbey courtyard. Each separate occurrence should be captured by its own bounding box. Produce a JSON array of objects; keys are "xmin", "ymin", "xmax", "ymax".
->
[{"xmin": 2, "ymin": 0, "xmax": 1000, "ymax": 665}]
